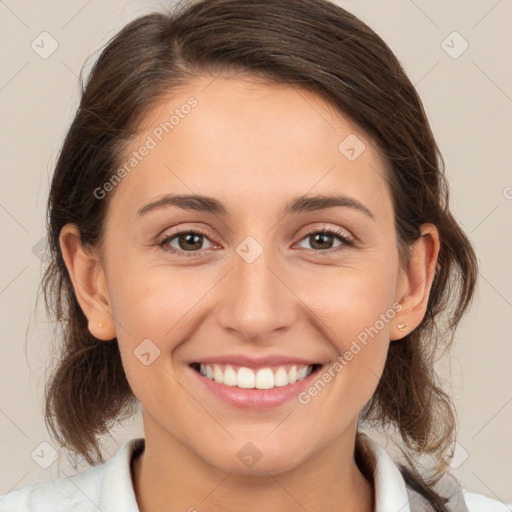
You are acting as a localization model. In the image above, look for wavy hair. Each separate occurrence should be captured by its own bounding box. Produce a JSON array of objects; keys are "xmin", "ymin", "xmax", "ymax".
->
[{"xmin": 41, "ymin": 1, "xmax": 478, "ymax": 509}]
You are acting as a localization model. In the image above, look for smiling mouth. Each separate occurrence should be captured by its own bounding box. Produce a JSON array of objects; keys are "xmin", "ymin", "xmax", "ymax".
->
[{"xmin": 190, "ymin": 362, "xmax": 322, "ymax": 389}]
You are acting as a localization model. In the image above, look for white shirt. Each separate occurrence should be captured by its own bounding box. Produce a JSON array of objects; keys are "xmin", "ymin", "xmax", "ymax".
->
[{"xmin": 0, "ymin": 432, "xmax": 508, "ymax": 511}]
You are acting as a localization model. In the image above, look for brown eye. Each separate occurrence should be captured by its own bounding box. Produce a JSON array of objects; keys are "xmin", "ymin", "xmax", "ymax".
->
[
  {"xmin": 174, "ymin": 232, "xmax": 205, "ymax": 251},
  {"xmin": 297, "ymin": 227, "xmax": 354, "ymax": 253},
  {"xmin": 158, "ymin": 228, "xmax": 215, "ymax": 257},
  {"xmin": 307, "ymin": 232, "xmax": 336, "ymax": 250}
]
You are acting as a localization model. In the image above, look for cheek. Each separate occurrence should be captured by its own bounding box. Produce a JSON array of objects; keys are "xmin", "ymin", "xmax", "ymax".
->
[
  {"xmin": 300, "ymin": 261, "xmax": 399, "ymax": 393},
  {"xmin": 311, "ymin": 263, "xmax": 398, "ymax": 340},
  {"xmin": 107, "ymin": 264, "xmax": 220, "ymax": 394},
  {"xmin": 109, "ymin": 264, "xmax": 206, "ymax": 339}
]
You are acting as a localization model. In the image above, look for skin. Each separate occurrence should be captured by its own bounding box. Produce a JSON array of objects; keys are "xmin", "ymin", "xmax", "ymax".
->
[{"xmin": 59, "ymin": 74, "xmax": 440, "ymax": 512}]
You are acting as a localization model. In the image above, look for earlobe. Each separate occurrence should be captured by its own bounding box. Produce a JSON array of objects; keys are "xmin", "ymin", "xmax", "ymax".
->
[
  {"xmin": 59, "ymin": 223, "xmax": 116, "ymax": 341},
  {"xmin": 391, "ymin": 223, "xmax": 440, "ymax": 340}
]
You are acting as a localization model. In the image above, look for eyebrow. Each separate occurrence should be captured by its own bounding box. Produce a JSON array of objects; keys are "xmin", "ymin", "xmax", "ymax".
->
[{"xmin": 136, "ymin": 193, "xmax": 375, "ymax": 220}]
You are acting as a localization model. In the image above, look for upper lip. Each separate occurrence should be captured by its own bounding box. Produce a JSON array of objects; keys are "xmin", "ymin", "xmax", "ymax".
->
[{"xmin": 189, "ymin": 354, "xmax": 321, "ymax": 369}]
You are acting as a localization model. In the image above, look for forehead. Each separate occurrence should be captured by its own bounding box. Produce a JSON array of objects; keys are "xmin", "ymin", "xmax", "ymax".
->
[{"xmin": 108, "ymin": 75, "xmax": 392, "ymax": 222}]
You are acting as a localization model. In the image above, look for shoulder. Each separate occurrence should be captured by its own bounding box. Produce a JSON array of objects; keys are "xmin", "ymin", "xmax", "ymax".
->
[
  {"xmin": 432, "ymin": 470, "xmax": 511, "ymax": 512},
  {"xmin": 0, "ymin": 438, "xmax": 144, "ymax": 512},
  {"xmin": 463, "ymin": 490, "xmax": 512, "ymax": 512},
  {"xmin": 404, "ymin": 475, "xmax": 510, "ymax": 512},
  {"xmin": 405, "ymin": 468, "xmax": 511, "ymax": 512},
  {"xmin": 407, "ymin": 466, "xmax": 511, "ymax": 512},
  {"xmin": 0, "ymin": 476, "xmax": 90, "ymax": 512},
  {"xmin": 355, "ymin": 431, "xmax": 510, "ymax": 512}
]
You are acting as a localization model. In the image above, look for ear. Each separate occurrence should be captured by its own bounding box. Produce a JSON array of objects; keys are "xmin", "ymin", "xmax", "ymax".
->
[
  {"xmin": 59, "ymin": 223, "xmax": 116, "ymax": 341},
  {"xmin": 391, "ymin": 223, "xmax": 440, "ymax": 341}
]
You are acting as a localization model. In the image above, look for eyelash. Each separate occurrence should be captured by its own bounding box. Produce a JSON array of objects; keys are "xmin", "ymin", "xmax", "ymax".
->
[{"xmin": 157, "ymin": 225, "xmax": 355, "ymax": 258}]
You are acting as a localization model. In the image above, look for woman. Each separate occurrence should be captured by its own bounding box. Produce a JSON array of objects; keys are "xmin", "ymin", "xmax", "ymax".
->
[{"xmin": 1, "ymin": 0, "xmax": 507, "ymax": 510}]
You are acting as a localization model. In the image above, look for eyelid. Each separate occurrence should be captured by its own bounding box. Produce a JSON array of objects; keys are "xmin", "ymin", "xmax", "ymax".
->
[
  {"xmin": 157, "ymin": 224, "xmax": 216, "ymax": 246},
  {"xmin": 297, "ymin": 223, "xmax": 353, "ymax": 240},
  {"xmin": 157, "ymin": 222, "xmax": 356, "ymax": 257},
  {"xmin": 293, "ymin": 224, "xmax": 356, "ymax": 250},
  {"xmin": 157, "ymin": 222, "xmax": 215, "ymax": 238}
]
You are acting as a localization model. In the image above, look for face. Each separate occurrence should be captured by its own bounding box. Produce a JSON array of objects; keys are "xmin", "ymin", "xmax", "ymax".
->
[{"xmin": 88, "ymin": 75, "xmax": 408, "ymax": 474}]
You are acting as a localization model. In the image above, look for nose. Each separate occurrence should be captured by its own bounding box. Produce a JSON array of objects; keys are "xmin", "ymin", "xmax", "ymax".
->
[{"xmin": 215, "ymin": 245, "xmax": 298, "ymax": 343}]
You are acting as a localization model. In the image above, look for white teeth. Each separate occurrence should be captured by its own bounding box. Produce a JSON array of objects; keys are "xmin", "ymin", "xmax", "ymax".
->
[
  {"xmin": 223, "ymin": 365, "xmax": 237, "ymax": 386},
  {"xmin": 255, "ymin": 368, "xmax": 274, "ymax": 389},
  {"xmin": 237, "ymin": 366, "xmax": 255, "ymax": 388},
  {"xmin": 288, "ymin": 365, "xmax": 297, "ymax": 384},
  {"xmin": 213, "ymin": 364, "xmax": 223, "ymax": 383},
  {"xmin": 274, "ymin": 367, "xmax": 289, "ymax": 387},
  {"xmin": 197, "ymin": 363, "xmax": 314, "ymax": 389},
  {"xmin": 297, "ymin": 366, "xmax": 309, "ymax": 381}
]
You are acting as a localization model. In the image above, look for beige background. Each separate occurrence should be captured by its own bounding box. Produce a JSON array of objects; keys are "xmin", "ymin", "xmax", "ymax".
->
[{"xmin": 0, "ymin": 0, "xmax": 511, "ymax": 504}]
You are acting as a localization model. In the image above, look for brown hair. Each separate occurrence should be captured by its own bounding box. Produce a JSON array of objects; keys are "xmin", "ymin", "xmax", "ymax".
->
[{"xmin": 42, "ymin": 0, "xmax": 477, "ymax": 509}]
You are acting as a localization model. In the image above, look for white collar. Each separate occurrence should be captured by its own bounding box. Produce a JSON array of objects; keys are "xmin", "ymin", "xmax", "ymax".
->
[
  {"xmin": 68, "ymin": 431, "xmax": 412, "ymax": 511},
  {"xmin": 3, "ymin": 431, "xmax": 506, "ymax": 510},
  {"xmin": 0, "ymin": 432, "xmax": 421, "ymax": 511},
  {"xmin": 356, "ymin": 431, "xmax": 411, "ymax": 512}
]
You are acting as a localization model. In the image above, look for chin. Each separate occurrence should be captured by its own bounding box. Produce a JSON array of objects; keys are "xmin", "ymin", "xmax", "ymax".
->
[{"xmin": 202, "ymin": 441, "xmax": 308, "ymax": 476}]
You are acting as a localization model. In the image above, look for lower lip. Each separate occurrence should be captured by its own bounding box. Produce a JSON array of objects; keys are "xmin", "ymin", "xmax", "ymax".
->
[{"xmin": 188, "ymin": 364, "xmax": 322, "ymax": 410}]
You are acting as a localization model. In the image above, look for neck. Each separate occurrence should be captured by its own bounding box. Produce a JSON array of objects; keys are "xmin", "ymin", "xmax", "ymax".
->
[{"xmin": 132, "ymin": 418, "xmax": 374, "ymax": 512}]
